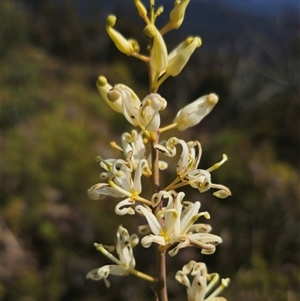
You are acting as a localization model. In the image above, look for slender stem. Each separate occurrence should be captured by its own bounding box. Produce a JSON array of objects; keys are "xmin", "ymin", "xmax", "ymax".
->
[
  {"xmin": 149, "ymin": 0, "xmax": 155, "ymax": 24},
  {"xmin": 159, "ymin": 122, "xmax": 178, "ymax": 133},
  {"xmin": 151, "ymin": 135, "xmax": 168, "ymax": 301},
  {"xmin": 149, "ymin": 2, "xmax": 168, "ymax": 300}
]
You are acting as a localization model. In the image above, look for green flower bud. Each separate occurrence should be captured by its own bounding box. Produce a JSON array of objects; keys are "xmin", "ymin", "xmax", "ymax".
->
[
  {"xmin": 166, "ymin": 36, "xmax": 202, "ymax": 76},
  {"xmin": 144, "ymin": 24, "xmax": 168, "ymax": 73},
  {"xmin": 106, "ymin": 15, "xmax": 138, "ymax": 56},
  {"xmin": 96, "ymin": 76, "xmax": 123, "ymax": 113},
  {"xmin": 169, "ymin": 0, "xmax": 190, "ymax": 29}
]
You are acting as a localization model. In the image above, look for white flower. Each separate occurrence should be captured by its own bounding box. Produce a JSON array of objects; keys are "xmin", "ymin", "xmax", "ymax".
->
[
  {"xmin": 136, "ymin": 191, "xmax": 222, "ymax": 256},
  {"xmin": 139, "ymin": 93, "xmax": 167, "ymax": 132},
  {"xmin": 88, "ymin": 159, "xmax": 151, "ymax": 215},
  {"xmin": 156, "ymin": 139, "xmax": 231, "ymax": 198},
  {"xmin": 107, "ymin": 84, "xmax": 167, "ymax": 138},
  {"xmin": 174, "ymin": 94, "xmax": 219, "ymax": 131},
  {"xmin": 108, "ymin": 84, "xmax": 141, "ymax": 126},
  {"xmin": 176, "ymin": 260, "xmax": 230, "ymax": 301},
  {"xmin": 155, "ymin": 137, "xmax": 201, "ymax": 179},
  {"xmin": 86, "ymin": 225, "xmax": 139, "ymax": 287},
  {"xmin": 111, "ymin": 130, "xmax": 168, "ymax": 171},
  {"xmin": 120, "ymin": 130, "xmax": 147, "ymax": 168}
]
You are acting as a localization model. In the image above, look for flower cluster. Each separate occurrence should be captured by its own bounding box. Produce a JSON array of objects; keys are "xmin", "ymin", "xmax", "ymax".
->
[
  {"xmin": 176, "ymin": 260, "xmax": 230, "ymax": 301},
  {"xmin": 86, "ymin": 1, "xmax": 230, "ymax": 300}
]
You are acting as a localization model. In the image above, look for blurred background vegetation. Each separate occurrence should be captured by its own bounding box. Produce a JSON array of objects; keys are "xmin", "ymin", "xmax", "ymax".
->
[{"xmin": 1, "ymin": 0, "xmax": 299, "ymax": 300}]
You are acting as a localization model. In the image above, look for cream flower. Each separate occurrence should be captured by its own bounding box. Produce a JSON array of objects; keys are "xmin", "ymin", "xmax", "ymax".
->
[
  {"xmin": 155, "ymin": 137, "xmax": 201, "ymax": 179},
  {"xmin": 111, "ymin": 130, "xmax": 168, "ymax": 171},
  {"xmin": 86, "ymin": 225, "xmax": 154, "ymax": 287},
  {"xmin": 88, "ymin": 159, "xmax": 151, "ymax": 215},
  {"xmin": 156, "ymin": 139, "xmax": 231, "ymax": 198},
  {"xmin": 174, "ymin": 94, "xmax": 219, "ymax": 131},
  {"xmin": 139, "ymin": 93, "xmax": 167, "ymax": 132},
  {"xmin": 136, "ymin": 191, "xmax": 222, "ymax": 256},
  {"xmin": 107, "ymin": 84, "xmax": 166, "ymax": 138},
  {"xmin": 108, "ymin": 84, "xmax": 141, "ymax": 126},
  {"xmin": 176, "ymin": 260, "xmax": 230, "ymax": 301}
]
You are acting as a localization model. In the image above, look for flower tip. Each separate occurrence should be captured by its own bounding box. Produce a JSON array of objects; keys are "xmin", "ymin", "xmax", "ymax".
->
[
  {"xmin": 222, "ymin": 277, "xmax": 231, "ymax": 287},
  {"xmin": 97, "ymin": 76, "xmax": 107, "ymax": 87},
  {"xmin": 106, "ymin": 15, "xmax": 117, "ymax": 27},
  {"xmin": 93, "ymin": 242, "xmax": 101, "ymax": 249},
  {"xmin": 143, "ymin": 24, "xmax": 156, "ymax": 38},
  {"xmin": 206, "ymin": 93, "xmax": 218, "ymax": 105},
  {"xmin": 203, "ymin": 211, "xmax": 210, "ymax": 219},
  {"xmin": 195, "ymin": 36, "xmax": 202, "ymax": 47},
  {"xmin": 213, "ymin": 189, "xmax": 231, "ymax": 199}
]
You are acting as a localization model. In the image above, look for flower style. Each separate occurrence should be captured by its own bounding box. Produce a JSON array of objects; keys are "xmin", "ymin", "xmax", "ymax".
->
[
  {"xmin": 135, "ymin": 191, "xmax": 222, "ymax": 256},
  {"xmin": 176, "ymin": 260, "xmax": 230, "ymax": 301},
  {"xmin": 86, "ymin": 225, "xmax": 154, "ymax": 287},
  {"xmin": 88, "ymin": 159, "xmax": 152, "ymax": 215}
]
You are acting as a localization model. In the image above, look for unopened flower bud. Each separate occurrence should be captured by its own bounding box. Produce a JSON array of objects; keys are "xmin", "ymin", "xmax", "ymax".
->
[
  {"xmin": 169, "ymin": 0, "xmax": 190, "ymax": 29},
  {"xmin": 96, "ymin": 76, "xmax": 123, "ymax": 113},
  {"xmin": 174, "ymin": 93, "xmax": 218, "ymax": 131},
  {"xmin": 166, "ymin": 36, "xmax": 202, "ymax": 76},
  {"xmin": 106, "ymin": 15, "xmax": 138, "ymax": 55},
  {"xmin": 111, "ymin": 84, "xmax": 141, "ymax": 126},
  {"xmin": 144, "ymin": 24, "xmax": 168, "ymax": 73},
  {"xmin": 155, "ymin": 6, "xmax": 164, "ymax": 18},
  {"xmin": 134, "ymin": 0, "xmax": 148, "ymax": 20}
]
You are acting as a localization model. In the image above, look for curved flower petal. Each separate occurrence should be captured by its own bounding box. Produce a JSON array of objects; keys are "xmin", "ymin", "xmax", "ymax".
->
[
  {"xmin": 135, "ymin": 205, "xmax": 162, "ymax": 235},
  {"xmin": 109, "ymin": 84, "xmax": 141, "ymax": 126},
  {"xmin": 141, "ymin": 234, "xmax": 166, "ymax": 248},
  {"xmin": 115, "ymin": 198, "xmax": 135, "ymax": 215},
  {"xmin": 115, "ymin": 225, "xmax": 137, "ymax": 268},
  {"xmin": 139, "ymin": 93, "xmax": 167, "ymax": 132},
  {"xmin": 87, "ymin": 183, "xmax": 124, "ymax": 200}
]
